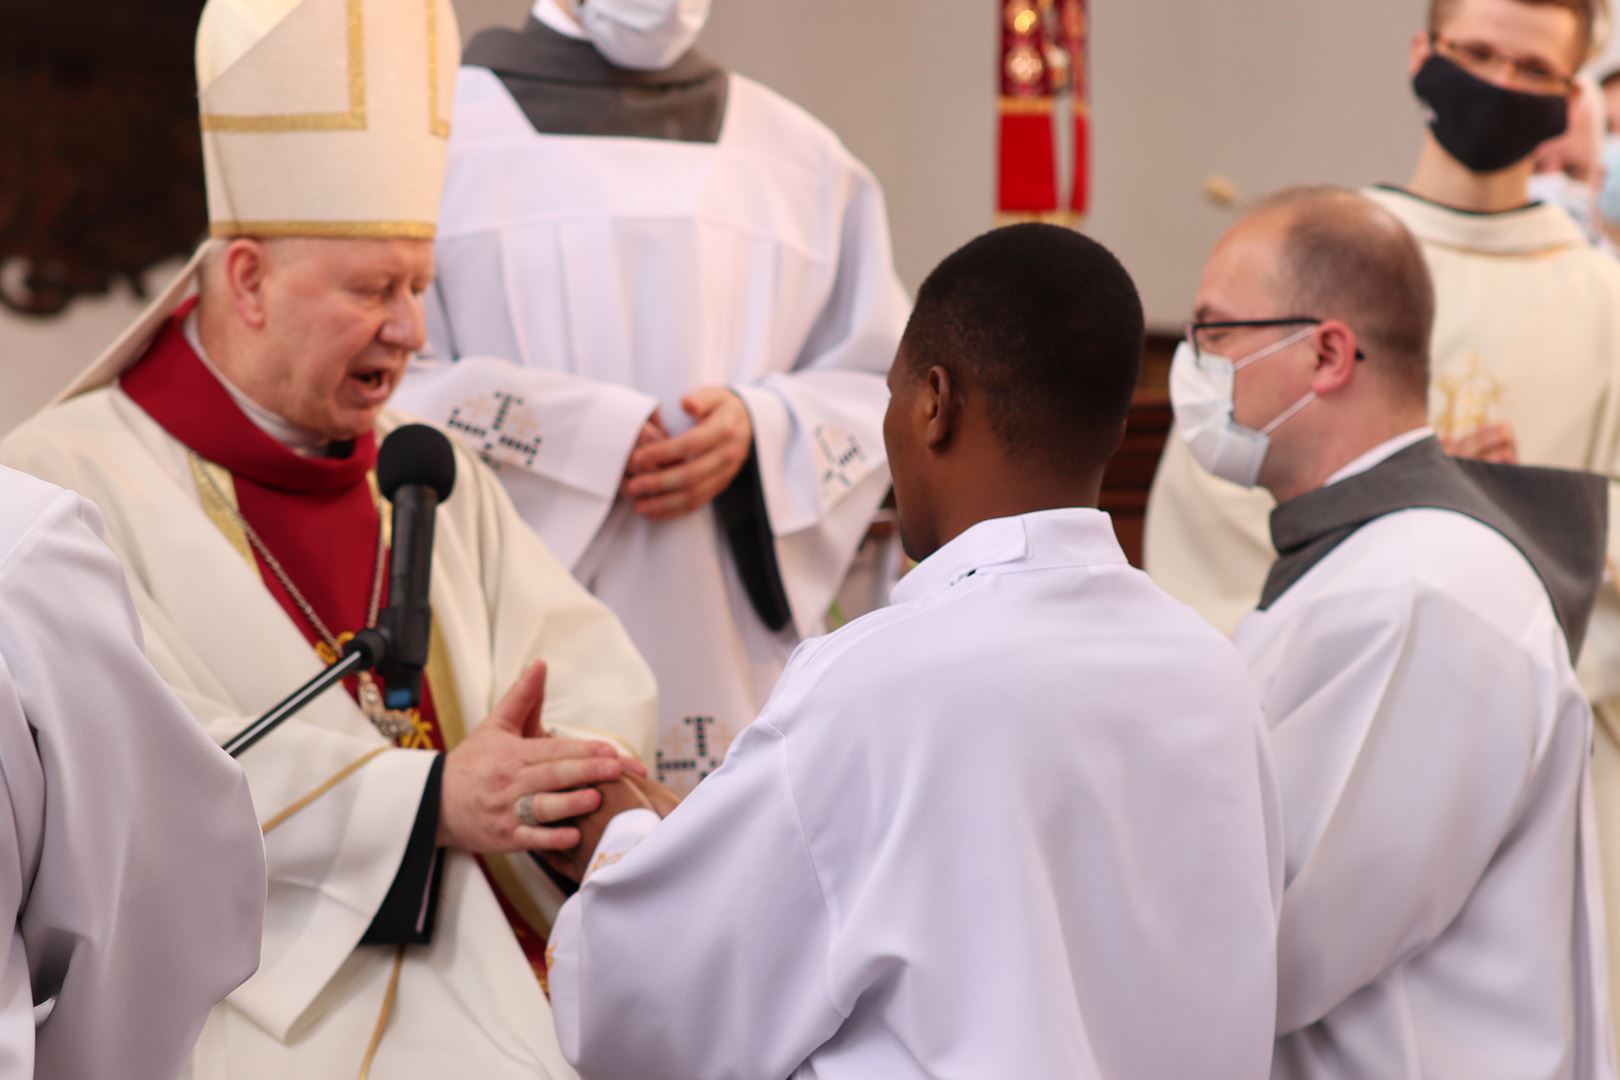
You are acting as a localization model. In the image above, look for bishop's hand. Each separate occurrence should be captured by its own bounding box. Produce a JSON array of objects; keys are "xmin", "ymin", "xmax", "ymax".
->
[{"xmin": 437, "ymin": 661, "xmax": 625, "ymax": 854}]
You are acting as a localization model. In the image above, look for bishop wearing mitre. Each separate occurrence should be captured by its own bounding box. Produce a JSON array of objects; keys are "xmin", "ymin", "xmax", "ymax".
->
[{"xmin": 1, "ymin": 1, "xmax": 656, "ymax": 1077}]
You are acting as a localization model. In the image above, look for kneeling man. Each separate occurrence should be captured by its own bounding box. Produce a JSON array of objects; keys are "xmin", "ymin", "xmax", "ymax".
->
[
  {"xmin": 541, "ymin": 224, "xmax": 1285, "ymax": 1079},
  {"xmin": 1170, "ymin": 186, "xmax": 1613, "ymax": 1077}
]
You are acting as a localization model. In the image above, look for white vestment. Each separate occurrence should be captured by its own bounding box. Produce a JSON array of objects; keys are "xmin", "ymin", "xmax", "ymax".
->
[
  {"xmin": 0, "ymin": 468, "xmax": 264, "ymax": 1079},
  {"xmin": 1144, "ymin": 187, "xmax": 1620, "ymax": 649},
  {"xmin": 0, "ymin": 393, "xmax": 657, "ymax": 1080},
  {"xmin": 394, "ymin": 48, "xmax": 909, "ymax": 792},
  {"xmin": 1236, "ymin": 438, "xmax": 1615, "ymax": 1079},
  {"xmin": 1144, "ymin": 186, "xmax": 1620, "ymax": 1043},
  {"xmin": 547, "ymin": 509, "xmax": 1284, "ymax": 1079}
]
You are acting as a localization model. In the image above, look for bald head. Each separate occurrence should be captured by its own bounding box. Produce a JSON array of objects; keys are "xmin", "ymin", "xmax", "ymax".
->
[{"xmin": 1242, "ymin": 187, "xmax": 1435, "ymax": 405}]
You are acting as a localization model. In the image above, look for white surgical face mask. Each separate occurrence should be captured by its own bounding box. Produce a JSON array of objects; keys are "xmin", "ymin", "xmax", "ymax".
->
[
  {"xmin": 1601, "ymin": 134, "xmax": 1620, "ymax": 226},
  {"xmin": 1168, "ymin": 327, "xmax": 1318, "ymax": 488},
  {"xmin": 1529, "ymin": 171, "xmax": 1602, "ymax": 246},
  {"xmin": 580, "ymin": 0, "xmax": 711, "ymax": 70}
]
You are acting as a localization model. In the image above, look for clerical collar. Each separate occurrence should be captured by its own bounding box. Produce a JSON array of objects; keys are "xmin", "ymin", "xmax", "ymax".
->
[
  {"xmin": 1364, "ymin": 185, "xmax": 1586, "ymax": 256},
  {"xmin": 891, "ymin": 508, "xmax": 1125, "ymax": 607},
  {"xmin": 532, "ymin": 0, "xmax": 586, "ymax": 40},
  {"xmin": 1369, "ymin": 184, "xmax": 1540, "ymax": 218},
  {"xmin": 1323, "ymin": 427, "xmax": 1434, "ymax": 487},
  {"xmin": 183, "ymin": 312, "xmax": 332, "ymax": 457},
  {"xmin": 121, "ymin": 304, "xmax": 377, "ymax": 494}
]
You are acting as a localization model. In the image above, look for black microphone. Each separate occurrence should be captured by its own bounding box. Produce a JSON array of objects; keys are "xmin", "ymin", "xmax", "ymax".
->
[{"xmin": 375, "ymin": 424, "xmax": 457, "ymax": 712}]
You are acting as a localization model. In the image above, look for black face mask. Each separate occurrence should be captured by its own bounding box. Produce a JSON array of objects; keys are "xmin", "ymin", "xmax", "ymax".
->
[{"xmin": 1413, "ymin": 54, "xmax": 1568, "ymax": 174}]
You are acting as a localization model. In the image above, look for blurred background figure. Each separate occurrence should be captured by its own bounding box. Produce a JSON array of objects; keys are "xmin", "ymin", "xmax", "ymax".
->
[{"xmin": 395, "ymin": 0, "xmax": 910, "ymax": 794}]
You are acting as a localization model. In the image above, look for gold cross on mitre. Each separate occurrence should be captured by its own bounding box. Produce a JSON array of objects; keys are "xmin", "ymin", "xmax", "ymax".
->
[{"xmin": 196, "ymin": 0, "xmax": 461, "ymax": 242}]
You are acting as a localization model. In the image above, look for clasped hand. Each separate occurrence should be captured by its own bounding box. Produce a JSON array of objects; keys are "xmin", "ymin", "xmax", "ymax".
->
[
  {"xmin": 621, "ymin": 387, "xmax": 753, "ymax": 520},
  {"xmin": 437, "ymin": 661, "xmax": 645, "ymax": 854},
  {"xmin": 540, "ymin": 771, "xmax": 682, "ymax": 884}
]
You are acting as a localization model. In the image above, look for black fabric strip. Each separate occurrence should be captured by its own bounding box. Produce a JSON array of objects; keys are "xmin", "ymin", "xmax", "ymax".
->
[
  {"xmin": 464, "ymin": 18, "xmax": 728, "ymax": 144},
  {"xmin": 361, "ymin": 752, "xmax": 447, "ymax": 946},
  {"xmin": 715, "ymin": 443, "xmax": 793, "ymax": 633},
  {"xmin": 1261, "ymin": 438, "xmax": 1607, "ymax": 661}
]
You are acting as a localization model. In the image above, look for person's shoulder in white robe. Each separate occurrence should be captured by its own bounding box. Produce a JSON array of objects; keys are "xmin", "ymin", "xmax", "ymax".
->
[
  {"xmin": 1238, "ymin": 506, "xmax": 1614, "ymax": 1079},
  {"xmin": 0, "ymin": 466, "xmax": 265, "ymax": 1079},
  {"xmin": 548, "ymin": 508, "xmax": 1283, "ymax": 1079}
]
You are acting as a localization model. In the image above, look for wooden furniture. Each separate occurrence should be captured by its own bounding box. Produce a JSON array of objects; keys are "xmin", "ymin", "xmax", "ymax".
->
[
  {"xmin": 2, "ymin": 1, "xmax": 207, "ymax": 317},
  {"xmin": 1099, "ymin": 332, "xmax": 1176, "ymax": 567}
]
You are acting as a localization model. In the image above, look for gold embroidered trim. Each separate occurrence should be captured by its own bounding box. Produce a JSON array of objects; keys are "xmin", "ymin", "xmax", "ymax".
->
[
  {"xmin": 261, "ymin": 746, "xmax": 390, "ymax": 834},
  {"xmin": 189, "ymin": 455, "xmax": 258, "ymax": 570},
  {"xmin": 423, "ymin": 621, "xmax": 463, "ymax": 744},
  {"xmin": 427, "ymin": 0, "xmax": 450, "ymax": 138},
  {"xmin": 201, "ymin": 0, "xmax": 367, "ymax": 133},
  {"xmin": 210, "ymin": 220, "xmax": 438, "ymax": 240},
  {"xmin": 357, "ymin": 945, "xmax": 406, "ymax": 1080},
  {"xmin": 998, "ymin": 95, "xmax": 1054, "ymax": 116}
]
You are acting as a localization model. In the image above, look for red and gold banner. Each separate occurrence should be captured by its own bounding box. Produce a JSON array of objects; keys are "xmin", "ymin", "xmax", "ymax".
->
[
  {"xmin": 996, "ymin": 0, "xmax": 1089, "ymax": 226},
  {"xmin": 1057, "ymin": 0, "xmax": 1090, "ymax": 219}
]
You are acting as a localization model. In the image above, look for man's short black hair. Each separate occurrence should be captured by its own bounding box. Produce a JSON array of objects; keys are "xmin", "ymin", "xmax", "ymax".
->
[{"xmin": 900, "ymin": 223, "xmax": 1144, "ymax": 472}]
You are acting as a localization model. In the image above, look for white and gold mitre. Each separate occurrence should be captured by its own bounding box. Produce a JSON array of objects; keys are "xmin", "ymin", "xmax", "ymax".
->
[
  {"xmin": 198, "ymin": 0, "xmax": 460, "ymax": 238},
  {"xmin": 57, "ymin": 0, "xmax": 460, "ymax": 399}
]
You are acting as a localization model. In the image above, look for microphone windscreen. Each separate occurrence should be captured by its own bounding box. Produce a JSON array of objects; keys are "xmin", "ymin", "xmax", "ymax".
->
[{"xmin": 378, "ymin": 424, "xmax": 458, "ymax": 501}]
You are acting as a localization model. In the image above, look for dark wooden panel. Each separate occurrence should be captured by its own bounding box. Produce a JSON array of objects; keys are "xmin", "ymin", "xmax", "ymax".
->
[
  {"xmin": 1100, "ymin": 332, "xmax": 1177, "ymax": 567},
  {"xmin": 2, "ymin": 0, "xmax": 207, "ymax": 317}
]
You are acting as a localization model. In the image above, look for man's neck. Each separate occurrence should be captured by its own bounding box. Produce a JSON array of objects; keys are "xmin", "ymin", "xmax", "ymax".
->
[
  {"xmin": 1267, "ymin": 414, "xmax": 1431, "ymax": 505},
  {"xmin": 1406, "ymin": 134, "xmax": 1535, "ymax": 213},
  {"xmin": 929, "ymin": 471, "xmax": 1104, "ymax": 554},
  {"xmin": 191, "ymin": 307, "xmax": 331, "ymax": 455}
]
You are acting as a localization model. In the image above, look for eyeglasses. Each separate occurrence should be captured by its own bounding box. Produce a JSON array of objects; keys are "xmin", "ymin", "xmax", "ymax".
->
[
  {"xmin": 1185, "ymin": 317, "xmax": 1367, "ymax": 368},
  {"xmin": 1431, "ymin": 34, "xmax": 1575, "ymax": 96}
]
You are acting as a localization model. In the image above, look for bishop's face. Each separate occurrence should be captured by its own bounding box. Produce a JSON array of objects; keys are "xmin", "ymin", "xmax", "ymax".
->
[{"xmin": 252, "ymin": 237, "xmax": 434, "ymax": 441}]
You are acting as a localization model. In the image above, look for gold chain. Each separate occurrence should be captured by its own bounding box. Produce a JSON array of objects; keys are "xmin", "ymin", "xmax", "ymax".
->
[{"xmin": 192, "ymin": 453, "xmax": 415, "ymax": 739}]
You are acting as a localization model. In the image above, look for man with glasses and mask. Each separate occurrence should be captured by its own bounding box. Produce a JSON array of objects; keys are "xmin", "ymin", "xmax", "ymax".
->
[
  {"xmin": 1173, "ymin": 185, "xmax": 1614, "ymax": 1078},
  {"xmin": 1147, "ymin": 0, "xmax": 1620, "ymax": 1024}
]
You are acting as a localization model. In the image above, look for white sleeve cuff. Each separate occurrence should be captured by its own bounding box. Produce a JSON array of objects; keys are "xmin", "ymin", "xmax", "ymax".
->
[{"xmin": 584, "ymin": 809, "xmax": 662, "ymax": 882}]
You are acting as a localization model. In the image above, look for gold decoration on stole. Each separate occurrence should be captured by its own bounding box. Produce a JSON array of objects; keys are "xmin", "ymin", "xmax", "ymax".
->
[
  {"xmin": 189, "ymin": 455, "xmax": 257, "ymax": 568},
  {"xmin": 1431, "ymin": 351, "xmax": 1504, "ymax": 439}
]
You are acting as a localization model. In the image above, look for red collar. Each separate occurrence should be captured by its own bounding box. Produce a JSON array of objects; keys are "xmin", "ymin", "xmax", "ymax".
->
[{"xmin": 121, "ymin": 301, "xmax": 377, "ymax": 493}]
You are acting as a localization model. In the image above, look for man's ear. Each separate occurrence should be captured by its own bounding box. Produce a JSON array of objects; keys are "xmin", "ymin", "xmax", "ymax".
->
[
  {"xmin": 1409, "ymin": 29, "xmax": 1431, "ymax": 77},
  {"xmin": 923, "ymin": 364, "xmax": 956, "ymax": 451},
  {"xmin": 1310, "ymin": 320, "xmax": 1360, "ymax": 397},
  {"xmin": 219, "ymin": 239, "xmax": 272, "ymax": 331}
]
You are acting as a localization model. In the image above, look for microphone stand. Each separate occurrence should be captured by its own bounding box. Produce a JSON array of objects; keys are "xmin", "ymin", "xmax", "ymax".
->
[{"xmin": 225, "ymin": 628, "xmax": 391, "ymax": 758}]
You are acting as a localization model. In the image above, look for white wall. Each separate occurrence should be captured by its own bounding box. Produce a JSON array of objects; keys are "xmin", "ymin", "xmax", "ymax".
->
[{"xmin": 1, "ymin": 0, "xmax": 1428, "ymax": 435}]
